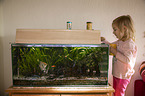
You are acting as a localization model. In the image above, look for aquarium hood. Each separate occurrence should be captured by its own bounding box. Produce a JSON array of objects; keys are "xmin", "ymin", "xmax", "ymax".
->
[{"xmin": 15, "ymin": 29, "xmax": 101, "ymax": 44}]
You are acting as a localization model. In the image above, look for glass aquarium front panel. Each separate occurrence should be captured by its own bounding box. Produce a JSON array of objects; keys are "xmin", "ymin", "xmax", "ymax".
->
[{"xmin": 11, "ymin": 44, "xmax": 109, "ymax": 87}]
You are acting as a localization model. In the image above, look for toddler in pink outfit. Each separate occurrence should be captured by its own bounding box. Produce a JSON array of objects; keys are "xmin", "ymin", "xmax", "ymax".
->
[{"xmin": 101, "ymin": 15, "xmax": 137, "ymax": 96}]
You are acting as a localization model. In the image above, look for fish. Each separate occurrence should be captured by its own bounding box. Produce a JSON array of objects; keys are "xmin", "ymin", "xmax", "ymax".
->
[
  {"xmin": 51, "ymin": 65, "xmax": 56, "ymax": 67},
  {"xmin": 39, "ymin": 61, "xmax": 48, "ymax": 71}
]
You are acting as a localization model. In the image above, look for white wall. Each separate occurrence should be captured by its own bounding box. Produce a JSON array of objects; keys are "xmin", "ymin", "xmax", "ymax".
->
[{"xmin": 1, "ymin": 0, "xmax": 145, "ymax": 96}]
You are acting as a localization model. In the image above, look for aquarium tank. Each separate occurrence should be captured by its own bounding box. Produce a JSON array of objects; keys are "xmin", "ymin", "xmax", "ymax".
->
[{"xmin": 11, "ymin": 43, "xmax": 109, "ymax": 87}]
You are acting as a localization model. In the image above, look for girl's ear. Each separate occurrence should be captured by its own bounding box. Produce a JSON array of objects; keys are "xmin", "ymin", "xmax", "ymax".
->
[{"xmin": 124, "ymin": 26, "xmax": 127, "ymax": 31}]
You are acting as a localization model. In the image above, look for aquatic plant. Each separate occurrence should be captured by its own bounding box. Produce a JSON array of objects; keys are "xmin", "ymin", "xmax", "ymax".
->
[{"xmin": 12, "ymin": 45, "xmax": 108, "ymax": 77}]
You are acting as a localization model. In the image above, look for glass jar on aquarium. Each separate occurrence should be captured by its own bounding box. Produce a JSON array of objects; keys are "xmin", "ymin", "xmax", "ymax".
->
[{"xmin": 11, "ymin": 44, "xmax": 109, "ymax": 87}]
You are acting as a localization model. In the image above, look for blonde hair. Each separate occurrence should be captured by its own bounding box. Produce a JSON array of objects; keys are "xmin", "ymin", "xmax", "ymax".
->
[{"xmin": 112, "ymin": 15, "xmax": 135, "ymax": 41}]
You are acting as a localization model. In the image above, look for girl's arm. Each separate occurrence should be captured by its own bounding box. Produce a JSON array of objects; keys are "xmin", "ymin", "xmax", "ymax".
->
[
  {"xmin": 101, "ymin": 37, "xmax": 118, "ymax": 55},
  {"xmin": 110, "ymin": 46, "xmax": 117, "ymax": 55},
  {"xmin": 112, "ymin": 42, "xmax": 137, "ymax": 66}
]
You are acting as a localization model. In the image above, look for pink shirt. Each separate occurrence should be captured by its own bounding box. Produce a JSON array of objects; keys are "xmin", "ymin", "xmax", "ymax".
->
[{"xmin": 102, "ymin": 39, "xmax": 137, "ymax": 79}]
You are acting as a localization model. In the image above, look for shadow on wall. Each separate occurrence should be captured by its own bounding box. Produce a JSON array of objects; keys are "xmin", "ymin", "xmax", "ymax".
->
[{"xmin": 0, "ymin": 36, "xmax": 4, "ymax": 96}]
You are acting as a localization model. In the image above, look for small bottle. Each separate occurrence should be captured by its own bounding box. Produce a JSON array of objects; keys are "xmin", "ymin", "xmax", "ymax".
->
[
  {"xmin": 67, "ymin": 21, "xmax": 72, "ymax": 30},
  {"xmin": 86, "ymin": 22, "xmax": 92, "ymax": 30}
]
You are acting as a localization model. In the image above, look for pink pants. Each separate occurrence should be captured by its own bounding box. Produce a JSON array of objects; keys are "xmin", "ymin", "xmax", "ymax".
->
[{"xmin": 113, "ymin": 76, "xmax": 130, "ymax": 96}]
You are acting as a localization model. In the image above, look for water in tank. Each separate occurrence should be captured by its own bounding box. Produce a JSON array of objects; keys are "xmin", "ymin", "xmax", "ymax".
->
[{"xmin": 11, "ymin": 43, "xmax": 109, "ymax": 87}]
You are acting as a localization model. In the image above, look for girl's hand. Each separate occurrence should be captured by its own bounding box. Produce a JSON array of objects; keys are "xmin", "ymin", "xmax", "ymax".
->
[
  {"xmin": 110, "ymin": 46, "xmax": 117, "ymax": 56},
  {"xmin": 101, "ymin": 37, "xmax": 105, "ymax": 41}
]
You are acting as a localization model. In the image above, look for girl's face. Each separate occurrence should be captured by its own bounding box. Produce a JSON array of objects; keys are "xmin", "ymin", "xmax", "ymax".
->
[{"xmin": 112, "ymin": 24, "xmax": 124, "ymax": 40}]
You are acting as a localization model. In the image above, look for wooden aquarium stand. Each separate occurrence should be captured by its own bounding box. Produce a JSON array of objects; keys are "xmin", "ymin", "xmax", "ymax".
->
[{"xmin": 6, "ymin": 85, "xmax": 114, "ymax": 96}]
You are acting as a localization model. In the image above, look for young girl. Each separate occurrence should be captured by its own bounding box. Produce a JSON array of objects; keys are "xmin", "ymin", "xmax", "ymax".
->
[{"xmin": 101, "ymin": 15, "xmax": 137, "ymax": 96}]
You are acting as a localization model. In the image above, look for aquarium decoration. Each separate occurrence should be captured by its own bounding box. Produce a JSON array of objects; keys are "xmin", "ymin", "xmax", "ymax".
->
[{"xmin": 11, "ymin": 44, "xmax": 109, "ymax": 87}]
